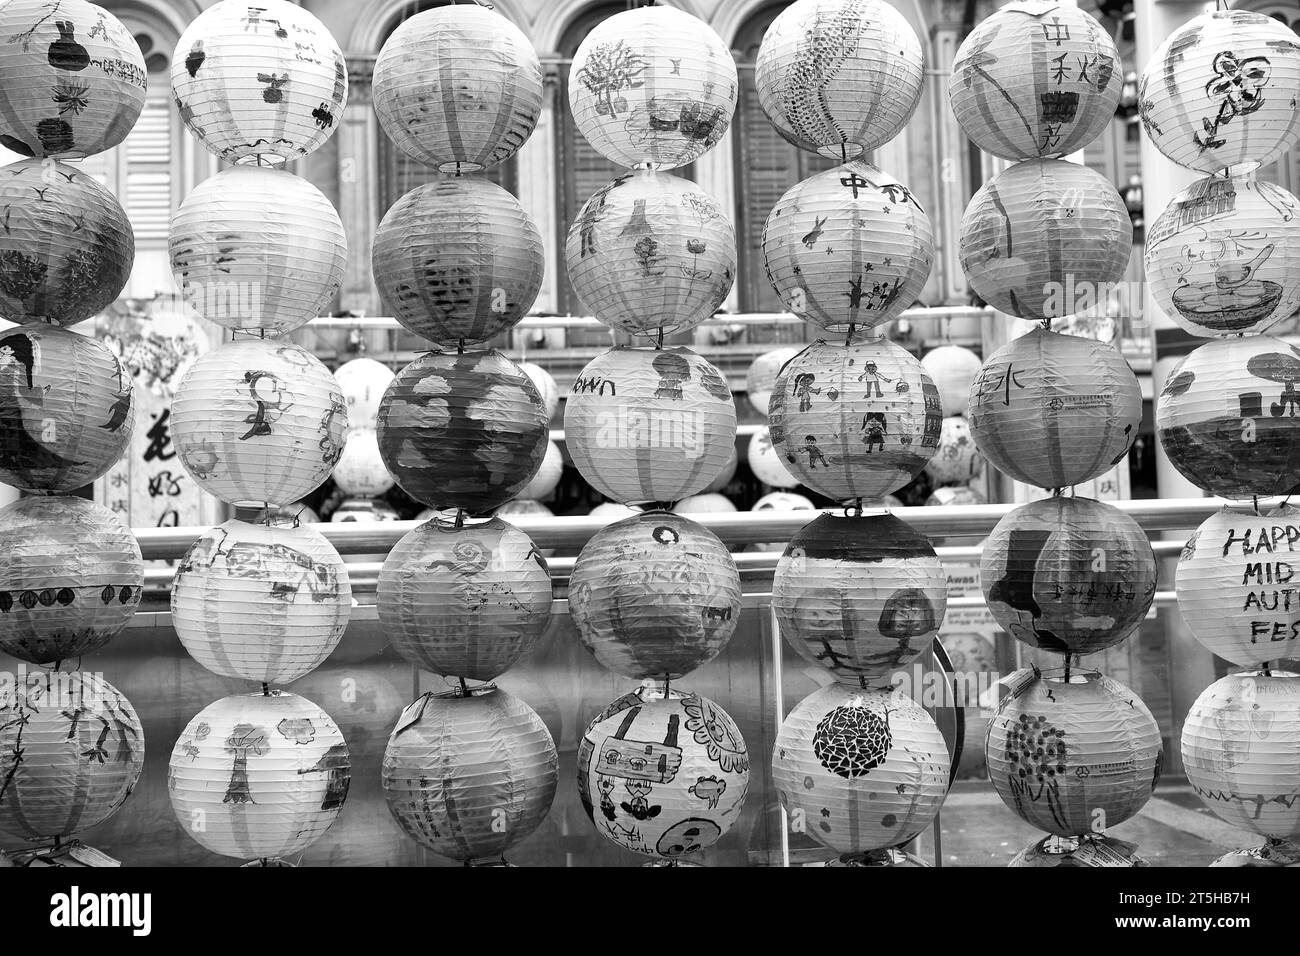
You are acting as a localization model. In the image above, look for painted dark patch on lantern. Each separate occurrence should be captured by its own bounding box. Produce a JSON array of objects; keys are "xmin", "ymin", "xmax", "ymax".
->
[
  {"xmin": 786, "ymin": 512, "xmax": 937, "ymax": 562},
  {"xmin": 813, "ymin": 705, "xmax": 892, "ymax": 778}
]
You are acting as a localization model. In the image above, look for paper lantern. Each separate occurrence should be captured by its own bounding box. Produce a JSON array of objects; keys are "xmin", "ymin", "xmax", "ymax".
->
[
  {"xmin": 566, "ymin": 169, "xmax": 735, "ymax": 336},
  {"xmin": 768, "ymin": 336, "xmax": 941, "ymax": 502},
  {"xmin": 982, "ymin": 496, "xmax": 1157, "ymax": 656},
  {"xmin": 773, "ymin": 684, "xmax": 949, "ymax": 853},
  {"xmin": 747, "ymin": 347, "xmax": 802, "ymax": 416},
  {"xmin": 747, "ymin": 425, "xmax": 801, "ymax": 489},
  {"xmin": 1211, "ymin": 842, "xmax": 1300, "ymax": 868},
  {"xmin": 924, "ymin": 416, "xmax": 982, "ymax": 485},
  {"xmin": 0, "ymin": 158, "xmax": 133, "ymax": 327},
  {"xmin": 373, "ymin": 4, "xmax": 542, "ymax": 173},
  {"xmin": 331, "ymin": 427, "xmax": 394, "ymax": 499},
  {"xmin": 171, "ymin": 0, "xmax": 348, "ymax": 164},
  {"xmin": 763, "ymin": 161, "xmax": 933, "ymax": 333},
  {"xmin": 565, "ymin": 347, "xmax": 736, "ymax": 505},
  {"xmin": 171, "ymin": 339, "xmax": 346, "ymax": 507},
  {"xmin": 0, "ymin": 0, "xmax": 146, "ymax": 159},
  {"xmin": 254, "ymin": 501, "xmax": 320, "ymax": 526},
  {"xmin": 949, "ymin": 1, "xmax": 1121, "ymax": 161},
  {"xmin": 921, "ymin": 346, "xmax": 982, "ymax": 418},
  {"xmin": 704, "ymin": 444, "xmax": 738, "ymax": 493},
  {"xmin": 578, "ymin": 686, "xmax": 748, "ymax": 860},
  {"xmin": 1139, "ymin": 10, "xmax": 1300, "ymax": 173},
  {"xmin": 754, "ymin": 491, "xmax": 815, "ymax": 512},
  {"xmin": 330, "ymin": 498, "xmax": 398, "ymax": 523},
  {"xmin": 970, "ymin": 327, "xmax": 1141, "ymax": 490},
  {"xmin": 0, "ymin": 672, "xmax": 143, "ymax": 842},
  {"xmin": 498, "ymin": 499, "xmax": 553, "ymax": 519},
  {"xmin": 1146, "ymin": 174, "xmax": 1300, "ymax": 338},
  {"xmin": 519, "ymin": 363, "xmax": 560, "ymax": 423},
  {"xmin": 986, "ymin": 670, "xmax": 1162, "ymax": 837},
  {"xmin": 1009, "ymin": 834, "xmax": 1150, "ymax": 868},
  {"xmin": 372, "ymin": 178, "xmax": 543, "ymax": 347},
  {"xmin": 590, "ymin": 501, "xmax": 641, "ymax": 519},
  {"xmin": 169, "ymin": 167, "xmax": 345, "ymax": 335},
  {"xmin": 959, "ymin": 159, "xmax": 1131, "ymax": 321},
  {"xmin": 376, "ymin": 350, "xmax": 547, "ymax": 512},
  {"xmin": 1156, "ymin": 335, "xmax": 1300, "ymax": 498},
  {"xmin": 334, "ymin": 358, "xmax": 395, "ymax": 434},
  {"xmin": 755, "ymin": 0, "xmax": 923, "ymax": 159},
  {"xmin": 517, "ymin": 439, "xmax": 562, "ymax": 502},
  {"xmin": 673, "ymin": 493, "xmax": 736, "ymax": 515},
  {"xmin": 169, "ymin": 691, "xmax": 350, "ymax": 860},
  {"xmin": 568, "ymin": 5, "xmax": 737, "ymax": 169},
  {"xmin": 927, "ymin": 483, "xmax": 985, "ymax": 509},
  {"xmin": 0, "ymin": 324, "xmax": 134, "ymax": 492},
  {"xmin": 569, "ymin": 511, "xmax": 740, "ymax": 679},
  {"xmin": 172, "ymin": 518, "xmax": 351, "ymax": 684},
  {"xmin": 378, "ymin": 516, "xmax": 550, "ymax": 682},
  {"xmin": 384, "ymin": 687, "xmax": 557, "ymax": 862}
]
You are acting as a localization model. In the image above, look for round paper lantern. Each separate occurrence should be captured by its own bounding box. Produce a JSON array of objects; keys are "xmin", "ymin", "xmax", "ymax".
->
[
  {"xmin": 754, "ymin": 491, "xmax": 815, "ymax": 512},
  {"xmin": 755, "ymin": 0, "xmax": 923, "ymax": 159},
  {"xmin": 921, "ymin": 345, "xmax": 981, "ymax": 418},
  {"xmin": 376, "ymin": 350, "xmax": 547, "ymax": 512},
  {"xmin": 519, "ymin": 362, "xmax": 560, "ymax": 422},
  {"xmin": 773, "ymin": 684, "xmax": 949, "ymax": 853},
  {"xmin": 1156, "ymin": 335, "xmax": 1300, "ymax": 498},
  {"xmin": 498, "ymin": 499, "xmax": 553, "ymax": 519},
  {"xmin": 949, "ymin": 1, "xmax": 1121, "ymax": 161},
  {"xmin": 673, "ymin": 493, "xmax": 736, "ymax": 515},
  {"xmin": 566, "ymin": 169, "xmax": 735, "ymax": 336},
  {"xmin": 747, "ymin": 425, "xmax": 801, "ymax": 489},
  {"xmin": 0, "ymin": 159, "xmax": 133, "ymax": 327},
  {"xmin": 1146, "ymin": 174, "xmax": 1300, "ymax": 338},
  {"xmin": 982, "ymin": 496, "xmax": 1157, "ymax": 656},
  {"xmin": 1139, "ymin": 10, "xmax": 1300, "ymax": 173},
  {"xmin": 171, "ymin": 0, "xmax": 348, "ymax": 164},
  {"xmin": 330, "ymin": 498, "xmax": 398, "ymax": 523},
  {"xmin": 334, "ymin": 357, "xmax": 394, "ymax": 432},
  {"xmin": 959, "ymin": 160, "xmax": 1131, "ymax": 321},
  {"xmin": 926, "ymin": 484, "xmax": 986, "ymax": 508},
  {"xmin": 590, "ymin": 501, "xmax": 641, "ymax": 519},
  {"xmin": 384, "ymin": 687, "xmax": 557, "ymax": 863},
  {"xmin": 970, "ymin": 327, "xmax": 1141, "ymax": 489},
  {"xmin": 378, "ymin": 516, "xmax": 551, "ymax": 682},
  {"xmin": 331, "ymin": 427, "xmax": 394, "ymax": 499},
  {"xmin": 704, "ymin": 444, "xmax": 738, "ymax": 493},
  {"xmin": 924, "ymin": 416, "xmax": 982, "ymax": 485},
  {"xmin": 565, "ymin": 347, "xmax": 736, "ymax": 505},
  {"xmin": 0, "ymin": 324, "xmax": 134, "ymax": 492},
  {"xmin": 747, "ymin": 347, "xmax": 802, "ymax": 416},
  {"xmin": 768, "ymin": 336, "xmax": 941, "ymax": 502},
  {"xmin": 169, "ymin": 691, "xmax": 350, "ymax": 860},
  {"xmin": 0, "ymin": 0, "xmax": 146, "ymax": 160},
  {"xmin": 170, "ymin": 167, "xmax": 345, "ymax": 335},
  {"xmin": 1009, "ymin": 834, "xmax": 1150, "ymax": 868},
  {"xmin": 578, "ymin": 686, "xmax": 748, "ymax": 860},
  {"xmin": 254, "ymin": 501, "xmax": 320, "ymax": 526},
  {"xmin": 0, "ymin": 672, "xmax": 143, "ymax": 842},
  {"xmin": 1211, "ymin": 842, "xmax": 1300, "ymax": 868},
  {"xmin": 373, "ymin": 4, "xmax": 542, "ymax": 173},
  {"xmin": 372, "ymin": 178, "xmax": 543, "ymax": 347},
  {"xmin": 171, "ymin": 339, "xmax": 347, "ymax": 507},
  {"xmin": 986, "ymin": 670, "xmax": 1162, "ymax": 837},
  {"xmin": 569, "ymin": 511, "xmax": 740, "ymax": 679},
  {"xmin": 172, "ymin": 518, "xmax": 351, "ymax": 684},
  {"xmin": 517, "ymin": 439, "xmax": 562, "ymax": 502},
  {"xmin": 763, "ymin": 161, "xmax": 933, "ymax": 333},
  {"xmin": 568, "ymin": 5, "xmax": 737, "ymax": 169},
  {"xmin": 775, "ymin": 512, "xmax": 946, "ymax": 679}
]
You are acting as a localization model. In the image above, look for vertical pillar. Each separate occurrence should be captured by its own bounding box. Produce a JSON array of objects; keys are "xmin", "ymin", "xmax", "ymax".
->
[
  {"xmin": 338, "ymin": 55, "xmax": 379, "ymax": 315},
  {"xmin": 524, "ymin": 61, "xmax": 562, "ymax": 315},
  {"xmin": 929, "ymin": 10, "xmax": 974, "ymax": 306}
]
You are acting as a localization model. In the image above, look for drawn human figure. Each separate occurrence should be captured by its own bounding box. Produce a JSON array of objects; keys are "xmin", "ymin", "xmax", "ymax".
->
[
  {"xmin": 619, "ymin": 779, "xmax": 661, "ymax": 820},
  {"xmin": 0, "ymin": 332, "xmax": 86, "ymax": 474},
  {"xmin": 858, "ymin": 360, "xmax": 891, "ymax": 398},
  {"xmin": 1273, "ymin": 376, "xmax": 1300, "ymax": 418},
  {"xmin": 792, "ymin": 372, "xmax": 821, "ymax": 412},
  {"xmin": 652, "ymin": 352, "xmax": 690, "ymax": 399},
  {"xmin": 597, "ymin": 775, "xmax": 617, "ymax": 821},
  {"xmin": 240, "ymin": 369, "xmax": 290, "ymax": 440},
  {"xmin": 803, "ymin": 434, "xmax": 829, "ymax": 468},
  {"xmin": 297, "ymin": 743, "xmax": 351, "ymax": 811},
  {"xmin": 861, "ymin": 412, "xmax": 887, "ymax": 452},
  {"xmin": 223, "ymin": 723, "xmax": 270, "ymax": 804},
  {"xmin": 877, "ymin": 588, "xmax": 938, "ymax": 667}
]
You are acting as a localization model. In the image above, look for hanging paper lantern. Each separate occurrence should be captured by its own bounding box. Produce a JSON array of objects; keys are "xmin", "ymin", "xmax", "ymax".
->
[
  {"xmin": 568, "ymin": 5, "xmax": 737, "ymax": 169},
  {"xmin": 333, "ymin": 358, "xmax": 395, "ymax": 433},
  {"xmin": 755, "ymin": 0, "xmax": 924, "ymax": 159},
  {"xmin": 171, "ymin": 339, "xmax": 346, "ymax": 507},
  {"xmin": 0, "ymin": 672, "xmax": 143, "ymax": 842},
  {"xmin": 378, "ymin": 515, "xmax": 550, "ymax": 682},
  {"xmin": 372, "ymin": 178, "xmax": 543, "ymax": 348},
  {"xmin": 331, "ymin": 427, "xmax": 394, "ymax": 499},
  {"xmin": 773, "ymin": 683, "xmax": 949, "ymax": 853},
  {"xmin": 516, "ymin": 439, "xmax": 563, "ymax": 502},
  {"xmin": 569, "ymin": 511, "xmax": 740, "ymax": 679},
  {"xmin": 254, "ymin": 501, "xmax": 320, "ymax": 526},
  {"xmin": 763, "ymin": 161, "xmax": 933, "ymax": 333},
  {"xmin": 987, "ymin": 670, "xmax": 1162, "ymax": 837},
  {"xmin": 330, "ymin": 498, "xmax": 398, "ymax": 523},
  {"xmin": 170, "ymin": 167, "xmax": 345, "ymax": 335},
  {"xmin": 590, "ymin": 501, "xmax": 641, "ymax": 519},
  {"xmin": 373, "ymin": 3, "xmax": 542, "ymax": 173},
  {"xmin": 519, "ymin": 362, "xmax": 560, "ymax": 422},
  {"xmin": 564, "ymin": 347, "xmax": 736, "ymax": 505},
  {"xmin": 673, "ymin": 493, "xmax": 737, "ymax": 515},
  {"xmin": 498, "ymin": 499, "xmax": 553, "ymax": 519},
  {"xmin": 171, "ymin": 0, "xmax": 348, "ymax": 164},
  {"xmin": 169, "ymin": 691, "xmax": 350, "ymax": 860},
  {"xmin": 923, "ymin": 416, "xmax": 982, "ymax": 485},
  {"xmin": 921, "ymin": 345, "xmax": 982, "ymax": 418},
  {"xmin": 959, "ymin": 159, "xmax": 1131, "ymax": 321},
  {"xmin": 949, "ymin": 1, "xmax": 1121, "ymax": 161},
  {"xmin": 704, "ymin": 444, "xmax": 738, "ymax": 493},
  {"xmin": 0, "ymin": 0, "xmax": 146, "ymax": 160},
  {"xmin": 754, "ymin": 491, "xmax": 816, "ymax": 512},
  {"xmin": 1009, "ymin": 834, "xmax": 1150, "ymax": 868},
  {"xmin": 747, "ymin": 347, "xmax": 802, "ymax": 416},
  {"xmin": 747, "ymin": 425, "xmax": 801, "ymax": 489},
  {"xmin": 768, "ymin": 336, "xmax": 941, "ymax": 502},
  {"xmin": 384, "ymin": 687, "xmax": 557, "ymax": 863},
  {"xmin": 970, "ymin": 327, "xmax": 1141, "ymax": 490},
  {"xmin": 578, "ymin": 686, "xmax": 748, "ymax": 861},
  {"xmin": 1139, "ymin": 10, "xmax": 1300, "ymax": 174},
  {"xmin": 926, "ymin": 483, "xmax": 986, "ymax": 507}
]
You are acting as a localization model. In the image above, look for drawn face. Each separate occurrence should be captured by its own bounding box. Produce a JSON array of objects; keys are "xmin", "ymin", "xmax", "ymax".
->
[{"xmin": 656, "ymin": 818, "xmax": 721, "ymax": 858}]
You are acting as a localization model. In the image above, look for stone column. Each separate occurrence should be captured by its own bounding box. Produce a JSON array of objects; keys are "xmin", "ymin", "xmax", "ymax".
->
[{"xmin": 338, "ymin": 54, "xmax": 380, "ymax": 315}]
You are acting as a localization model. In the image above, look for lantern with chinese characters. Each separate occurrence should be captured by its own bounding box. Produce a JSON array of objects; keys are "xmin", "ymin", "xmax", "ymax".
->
[
  {"xmin": 334, "ymin": 357, "xmax": 394, "ymax": 432},
  {"xmin": 169, "ymin": 691, "xmax": 350, "ymax": 861},
  {"xmin": 517, "ymin": 440, "xmax": 563, "ymax": 502},
  {"xmin": 922, "ymin": 345, "xmax": 982, "ymax": 418},
  {"xmin": 372, "ymin": 178, "xmax": 543, "ymax": 347},
  {"xmin": 959, "ymin": 159, "xmax": 1131, "ymax": 321},
  {"xmin": 171, "ymin": 0, "xmax": 348, "ymax": 164},
  {"xmin": 970, "ymin": 327, "xmax": 1142, "ymax": 489},
  {"xmin": 373, "ymin": 3, "xmax": 542, "ymax": 172},
  {"xmin": 768, "ymin": 336, "xmax": 941, "ymax": 502},
  {"xmin": 384, "ymin": 687, "xmax": 557, "ymax": 863},
  {"xmin": 747, "ymin": 425, "xmax": 800, "ymax": 489},
  {"xmin": 519, "ymin": 362, "xmax": 559, "ymax": 422},
  {"xmin": 570, "ymin": 511, "xmax": 740, "ymax": 679},
  {"xmin": 578, "ymin": 686, "xmax": 748, "ymax": 861},
  {"xmin": 763, "ymin": 162, "xmax": 933, "ymax": 333},
  {"xmin": 169, "ymin": 167, "xmax": 346, "ymax": 335},
  {"xmin": 986, "ymin": 670, "xmax": 1162, "ymax": 837},
  {"xmin": 747, "ymin": 347, "xmax": 802, "ymax": 416},
  {"xmin": 331, "ymin": 427, "xmax": 394, "ymax": 499},
  {"xmin": 924, "ymin": 416, "xmax": 982, "ymax": 485},
  {"xmin": 171, "ymin": 339, "xmax": 346, "ymax": 507}
]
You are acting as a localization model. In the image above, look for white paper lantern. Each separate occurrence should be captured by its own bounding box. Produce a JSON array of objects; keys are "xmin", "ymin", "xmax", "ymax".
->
[
  {"xmin": 590, "ymin": 501, "xmax": 642, "ymax": 519},
  {"xmin": 334, "ymin": 357, "xmax": 395, "ymax": 432},
  {"xmin": 330, "ymin": 498, "xmax": 398, "ymax": 523},
  {"xmin": 921, "ymin": 345, "xmax": 982, "ymax": 418},
  {"xmin": 926, "ymin": 484, "xmax": 985, "ymax": 507},
  {"xmin": 519, "ymin": 361, "xmax": 560, "ymax": 422},
  {"xmin": 673, "ymin": 493, "xmax": 736, "ymax": 515},
  {"xmin": 747, "ymin": 425, "xmax": 801, "ymax": 489},
  {"xmin": 924, "ymin": 416, "xmax": 982, "ymax": 485},
  {"xmin": 747, "ymin": 347, "xmax": 802, "ymax": 416},
  {"xmin": 754, "ymin": 491, "xmax": 815, "ymax": 512},
  {"xmin": 516, "ymin": 439, "xmax": 563, "ymax": 502},
  {"xmin": 498, "ymin": 499, "xmax": 553, "ymax": 519},
  {"xmin": 331, "ymin": 427, "xmax": 394, "ymax": 499}
]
